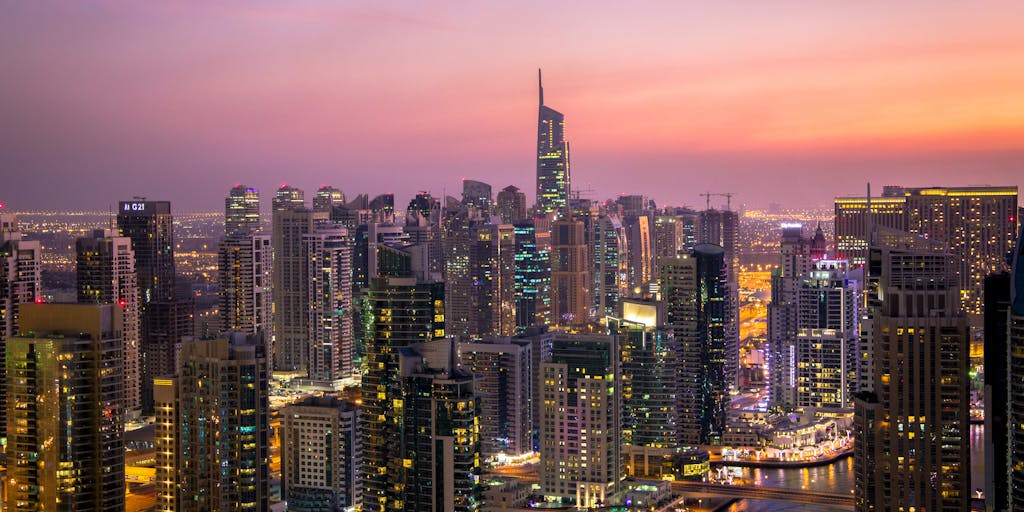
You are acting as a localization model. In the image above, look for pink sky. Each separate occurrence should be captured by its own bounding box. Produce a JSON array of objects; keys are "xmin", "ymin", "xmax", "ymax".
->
[{"xmin": 2, "ymin": 1, "xmax": 1023, "ymax": 211}]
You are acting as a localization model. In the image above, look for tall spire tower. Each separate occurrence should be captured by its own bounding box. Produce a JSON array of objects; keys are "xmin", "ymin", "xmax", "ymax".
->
[{"xmin": 535, "ymin": 69, "xmax": 570, "ymax": 217}]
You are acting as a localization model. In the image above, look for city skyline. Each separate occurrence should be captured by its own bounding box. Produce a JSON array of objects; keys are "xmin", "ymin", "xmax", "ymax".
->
[{"xmin": 3, "ymin": 2, "xmax": 1024, "ymax": 211}]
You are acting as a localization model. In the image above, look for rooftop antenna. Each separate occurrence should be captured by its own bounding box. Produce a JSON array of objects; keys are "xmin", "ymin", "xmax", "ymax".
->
[
  {"xmin": 538, "ymin": 68, "xmax": 544, "ymax": 106},
  {"xmin": 866, "ymin": 182, "xmax": 873, "ymax": 247}
]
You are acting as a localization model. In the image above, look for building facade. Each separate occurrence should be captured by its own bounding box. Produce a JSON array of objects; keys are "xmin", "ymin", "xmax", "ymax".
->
[
  {"xmin": 280, "ymin": 396, "xmax": 361, "ymax": 511},
  {"xmin": 6, "ymin": 304, "xmax": 124, "ymax": 512},
  {"xmin": 155, "ymin": 333, "xmax": 270, "ymax": 512}
]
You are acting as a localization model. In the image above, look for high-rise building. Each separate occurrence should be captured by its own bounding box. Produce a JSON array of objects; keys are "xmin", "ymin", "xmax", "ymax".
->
[
  {"xmin": 625, "ymin": 214, "xmax": 653, "ymax": 289},
  {"xmin": 1007, "ymin": 224, "xmax": 1024, "ymax": 510},
  {"xmin": 496, "ymin": 185, "xmax": 528, "ymax": 224},
  {"xmin": 984, "ymin": 271, "xmax": 1010, "ymax": 512},
  {"xmin": 0, "ymin": 211, "xmax": 41, "ymax": 436},
  {"xmin": 443, "ymin": 209, "xmax": 480, "ymax": 338},
  {"xmin": 834, "ymin": 195, "xmax": 906, "ymax": 265},
  {"xmin": 393, "ymin": 341, "xmax": 482, "ymax": 512},
  {"xmin": 462, "ymin": 179, "xmax": 493, "ymax": 213},
  {"xmin": 652, "ymin": 214, "xmax": 682, "ymax": 275},
  {"xmin": 513, "ymin": 220, "xmax": 551, "ymax": 332},
  {"xmin": 117, "ymin": 199, "xmax": 192, "ymax": 412},
  {"xmin": 313, "ymin": 185, "xmax": 346, "ymax": 212},
  {"xmin": 77, "ymin": 228, "xmax": 141, "ymax": 416},
  {"xmin": 6, "ymin": 303, "xmax": 124, "ymax": 512},
  {"xmin": 305, "ymin": 225, "xmax": 354, "ymax": 381},
  {"xmin": 611, "ymin": 299, "xmax": 676, "ymax": 449},
  {"xmin": 118, "ymin": 200, "xmax": 175, "ymax": 303},
  {"xmin": 360, "ymin": 276, "xmax": 447, "ymax": 512},
  {"xmin": 853, "ymin": 228, "xmax": 969, "ymax": 512},
  {"xmin": 902, "ymin": 186, "xmax": 1018, "ymax": 317},
  {"xmin": 535, "ymin": 70, "xmax": 570, "ymax": 216},
  {"xmin": 280, "ymin": 395, "xmax": 361, "ymax": 511},
  {"xmin": 767, "ymin": 224, "xmax": 812, "ymax": 409},
  {"xmin": 539, "ymin": 333, "xmax": 622, "ymax": 507},
  {"xmin": 272, "ymin": 197, "xmax": 329, "ymax": 373},
  {"xmin": 698, "ymin": 209, "xmax": 739, "ymax": 389},
  {"xmin": 661, "ymin": 245, "xmax": 729, "ymax": 446},
  {"xmin": 273, "ymin": 184, "xmax": 305, "ymax": 213},
  {"xmin": 459, "ymin": 339, "xmax": 533, "ymax": 459},
  {"xmin": 835, "ymin": 186, "xmax": 1018, "ymax": 316},
  {"xmin": 468, "ymin": 222, "xmax": 516, "ymax": 337},
  {"xmin": 550, "ymin": 218, "xmax": 589, "ymax": 328},
  {"xmin": 218, "ymin": 234, "xmax": 272, "ymax": 355},
  {"xmin": 795, "ymin": 260, "xmax": 859, "ymax": 409},
  {"xmin": 226, "ymin": 184, "xmax": 261, "ymax": 237},
  {"xmin": 155, "ymin": 333, "xmax": 270, "ymax": 512},
  {"xmin": 591, "ymin": 214, "xmax": 627, "ymax": 318}
]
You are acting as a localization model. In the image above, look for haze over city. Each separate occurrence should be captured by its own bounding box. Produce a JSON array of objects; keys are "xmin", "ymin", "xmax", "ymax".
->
[{"xmin": 3, "ymin": 1, "xmax": 1024, "ymax": 211}]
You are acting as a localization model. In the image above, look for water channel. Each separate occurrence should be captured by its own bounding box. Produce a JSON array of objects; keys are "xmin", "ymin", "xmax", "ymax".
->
[{"xmin": 719, "ymin": 423, "xmax": 985, "ymax": 511}]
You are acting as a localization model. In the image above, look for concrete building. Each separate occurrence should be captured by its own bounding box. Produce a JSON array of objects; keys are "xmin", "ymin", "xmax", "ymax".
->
[
  {"xmin": 550, "ymin": 218, "xmax": 589, "ymax": 328},
  {"xmin": 117, "ymin": 199, "xmax": 192, "ymax": 413},
  {"xmin": 280, "ymin": 395, "xmax": 361, "ymax": 511},
  {"xmin": 76, "ymin": 228, "xmax": 141, "ymax": 416},
  {"xmin": 1007, "ymin": 224, "xmax": 1024, "ymax": 510},
  {"xmin": 225, "ymin": 184, "xmax": 261, "ymax": 237},
  {"xmin": 155, "ymin": 333, "xmax": 270, "ymax": 512},
  {"xmin": 496, "ymin": 185, "xmax": 528, "ymax": 224},
  {"xmin": 360, "ymin": 276, "xmax": 449, "ymax": 512},
  {"xmin": 540, "ymin": 333, "xmax": 623, "ymax": 507},
  {"xmin": 218, "ymin": 233, "xmax": 272, "ymax": 366},
  {"xmin": 853, "ymin": 228, "xmax": 969, "ymax": 512},
  {"xmin": 5, "ymin": 303, "xmax": 124, "ymax": 512},
  {"xmin": 661, "ymin": 246, "xmax": 729, "ymax": 446},
  {"xmin": 535, "ymin": 70, "xmax": 570, "ymax": 216},
  {"xmin": 459, "ymin": 339, "xmax": 533, "ymax": 459},
  {"xmin": 0, "ymin": 211, "xmax": 41, "ymax": 436}
]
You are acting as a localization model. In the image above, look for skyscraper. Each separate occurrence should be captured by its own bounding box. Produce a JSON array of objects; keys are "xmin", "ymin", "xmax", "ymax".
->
[
  {"xmin": 661, "ymin": 245, "xmax": 729, "ymax": 446},
  {"xmin": 459, "ymin": 339, "xmax": 533, "ymax": 459},
  {"xmin": 550, "ymin": 217, "xmax": 589, "ymax": 328},
  {"xmin": 272, "ymin": 194, "xmax": 329, "ymax": 373},
  {"xmin": 767, "ymin": 224, "xmax": 812, "ymax": 409},
  {"xmin": 513, "ymin": 220, "xmax": 551, "ymax": 332},
  {"xmin": 591, "ymin": 214, "xmax": 627, "ymax": 318},
  {"xmin": 155, "ymin": 333, "xmax": 270, "ymax": 512},
  {"xmin": 1007, "ymin": 224, "xmax": 1024, "ymax": 510},
  {"xmin": 469, "ymin": 221, "xmax": 516, "ymax": 337},
  {"xmin": 225, "ymin": 184, "xmax": 261, "ymax": 237},
  {"xmin": 984, "ymin": 270, "xmax": 1010, "ymax": 511},
  {"xmin": 540, "ymin": 333, "xmax": 622, "ymax": 507},
  {"xmin": 117, "ymin": 199, "xmax": 192, "ymax": 412},
  {"xmin": 462, "ymin": 179, "xmax": 493, "ymax": 213},
  {"xmin": 393, "ymin": 341, "xmax": 482, "ymax": 512},
  {"xmin": 360, "ymin": 276, "xmax": 447, "ymax": 512},
  {"xmin": 117, "ymin": 200, "xmax": 175, "ymax": 304},
  {"xmin": 313, "ymin": 185, "xmax": 346, "ymax": 212},
  {"xmin": 6, "ymin": 303, "xmax": 124, "ymax": 512},
  {"xmin": 217, "ymin": 233, "xmax": 272, "ymax": 356},
  {"xmin": 834, "ymin": 185, "xmax": 1018, "ymax": 316},
  {"xmin": 536, "ymin": 69, "xmax": 570, "ymax": 216},
  {"xmin": 611, "ymin": 299, "xmax": 677, "ymax": 449},
  {"xmin": 280, "ymin": 396, "xmax": 361, "ymax": 511},
  {"xmin": 795, "ymin": 260, "xmax": 859, "ymax": 409},
  {"xmin": 76, "ymin": 228, "xmax": 141, "ymax": 416},
  {"xmin": 0, "ymin": 211, "xmax": 41, "ymax": 437},
  {"xmin": 853, "ymin": 228, "xmax": 969, "ymax": 512},
  {"xmin": 496, "ymin": 185, "xmax": 528, "ymax": 224},
  {"xmin": 698, "ymin": 208, "xmax": 739, "ymax": 388},
  {"xmin": 305, "ymin": 224, "xmax": 354, "ymax": 381}
]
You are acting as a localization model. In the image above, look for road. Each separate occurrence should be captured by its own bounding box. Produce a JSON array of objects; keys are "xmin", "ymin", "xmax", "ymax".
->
[{"xmin": 670, "ymin": 480, "xmax": 854, "ymax": 507}]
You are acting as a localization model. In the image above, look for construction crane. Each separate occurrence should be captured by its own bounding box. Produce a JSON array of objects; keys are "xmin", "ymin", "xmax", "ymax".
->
[{"xmin": 699, "ymin": 192, "xmax": 735, "ymax": 211}]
